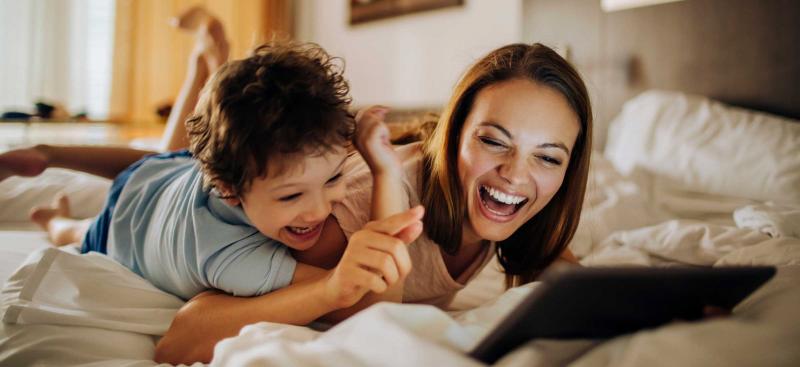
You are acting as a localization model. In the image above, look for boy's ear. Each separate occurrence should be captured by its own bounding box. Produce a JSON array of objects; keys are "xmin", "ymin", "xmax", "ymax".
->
[{"xmin": 215, "ymin": 182, "xmax": 241, "ymax": 206}]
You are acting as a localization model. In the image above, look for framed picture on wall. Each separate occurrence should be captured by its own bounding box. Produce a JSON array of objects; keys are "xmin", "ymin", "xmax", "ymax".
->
[{"xmin": 350, "ymin": 0, "xmax": 463, "ymax": 25}]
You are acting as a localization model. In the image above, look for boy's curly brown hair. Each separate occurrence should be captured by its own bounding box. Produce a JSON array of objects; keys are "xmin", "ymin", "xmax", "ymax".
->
[{"xmin": 186, "ymin": 41, "xmax": 354, "ymax": 198}]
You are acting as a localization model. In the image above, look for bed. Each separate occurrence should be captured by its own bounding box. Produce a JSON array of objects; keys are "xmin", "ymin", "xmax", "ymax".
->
[
  {"xmin": 3, "ymin": 0, "xmax": 800, "ymax": 364},
  {"xmin": 1, "ymin": 88, "xmax": 799, "ymax": 366}
]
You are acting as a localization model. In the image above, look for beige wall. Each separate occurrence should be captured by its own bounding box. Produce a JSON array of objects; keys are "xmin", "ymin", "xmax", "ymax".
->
[{"xmin": 294, "ymin": 0, "xmax": 523, "ymax": 110}]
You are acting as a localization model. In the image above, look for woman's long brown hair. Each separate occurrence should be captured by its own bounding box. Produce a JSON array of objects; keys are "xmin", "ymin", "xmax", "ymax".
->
[{"xmin": 419, "ymin": 43, "xmax": 593, "ymax": 287}]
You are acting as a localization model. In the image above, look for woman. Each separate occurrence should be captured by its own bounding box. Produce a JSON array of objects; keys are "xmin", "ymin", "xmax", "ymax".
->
[{"xmin": 156, "ymin": 42, "xmax": 592, "ymax": 364}]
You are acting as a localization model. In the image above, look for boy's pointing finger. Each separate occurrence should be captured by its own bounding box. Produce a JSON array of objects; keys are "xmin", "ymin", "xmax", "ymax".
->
[{"xmin": 364, "ymin": 205, "xmax": 424, "ymax": 236}]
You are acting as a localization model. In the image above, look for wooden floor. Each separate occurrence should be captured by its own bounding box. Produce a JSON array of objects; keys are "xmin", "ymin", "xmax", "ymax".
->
[{"xmin": 0, "ymin": 122, "xmax": 164, "ymax": 150}]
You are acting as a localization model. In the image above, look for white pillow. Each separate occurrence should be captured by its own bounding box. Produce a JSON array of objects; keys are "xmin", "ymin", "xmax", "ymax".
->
[
  {"xmin": 0, "ymin": 168, "xmax": 110, "ymax": 222},
  {"xmin": 569, "ymin": 153, "xmax": 672, "ymax": 258},
  {"xmin": 604, "ymin": 90, "xmax": 800, "ymax": 204},
  {"xmin": 0, "ymin": 247, "xmax": 183, "ymax": 365}
]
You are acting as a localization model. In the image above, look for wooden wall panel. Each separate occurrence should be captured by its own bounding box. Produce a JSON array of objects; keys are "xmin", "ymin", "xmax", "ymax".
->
[
  {"xmin": 109, "ymin": 0, "xmax": 291, "ymax": 125},
  {"xmin": 523, "ymin": 0, "xmax": 800, "ymax": 148}
]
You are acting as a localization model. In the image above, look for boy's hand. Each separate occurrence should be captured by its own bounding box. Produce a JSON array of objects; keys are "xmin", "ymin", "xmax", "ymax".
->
[
  {"xmin": 323, "ymin": 206, "xmax": 424, "ymax": 309},
  {"xmin": 354, "ymin": 106, "xmax": 402, "ymax": 177}
]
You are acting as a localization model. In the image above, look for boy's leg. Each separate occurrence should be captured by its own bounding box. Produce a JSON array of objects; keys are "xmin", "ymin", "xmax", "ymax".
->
[
  {"xmin": 29, "ymin": 194, "xmax": 92, "ymax": 247},
  {"xmin": 160, "ymin": 7, "xmax": 229, "ymax": 152},
  {"xmin": 0, "ymin": 147, "xmax": 48, "ymax": 181},
  {"xmin": 0, "ymin": 144, "xmax": 156, "ymax": 182}
]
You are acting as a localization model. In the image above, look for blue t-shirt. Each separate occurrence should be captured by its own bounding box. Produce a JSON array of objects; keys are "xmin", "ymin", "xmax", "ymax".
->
[{"xmin": 106, "ymin": 155, "xmax": 296, "ymax": 300}]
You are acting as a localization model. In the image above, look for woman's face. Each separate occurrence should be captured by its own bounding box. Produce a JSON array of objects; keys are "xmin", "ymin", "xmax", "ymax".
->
[{"xmin": 457, "ymin": 78, "xmax": 580, "ymax": 244}]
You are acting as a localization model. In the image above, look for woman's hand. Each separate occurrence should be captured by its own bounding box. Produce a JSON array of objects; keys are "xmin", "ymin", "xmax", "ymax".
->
[
  {"xmin": 323, "ymin": 206, "xmax": 424, "ymax": 309},
  {"xmin": 354, "ymin": 106, "xmax": 402, "ymax": 177}
]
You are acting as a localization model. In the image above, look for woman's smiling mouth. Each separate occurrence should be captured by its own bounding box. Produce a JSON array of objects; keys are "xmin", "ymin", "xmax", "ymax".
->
[{"xmin": 477, "ymin": 184, "xmax": 529, "ymax": 222}]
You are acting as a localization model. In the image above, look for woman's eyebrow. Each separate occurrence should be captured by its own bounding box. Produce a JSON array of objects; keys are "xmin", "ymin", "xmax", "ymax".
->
[
  {"xmin": 538, "ymin": 142, "xmax": 570, "ymax": 155},
  {"xmin": 479, "ymin": 121, "xmax": 513, "ymax": 139},
  {"xmin": 479, "ymin": 121, "xmax": 570, "ymax": 155}
]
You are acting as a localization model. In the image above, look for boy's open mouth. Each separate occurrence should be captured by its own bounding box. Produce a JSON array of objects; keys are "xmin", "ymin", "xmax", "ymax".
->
[
  {"xmin": 284, "ymin": 221, "xmax": 324, "ymax": 243},
  {"xmin": 479, "ymin": 184, "xmax": 528, "ymax": 217},
  {"xmin": 287, "ymin": 224, "xmax": 319, "ymax": 234}
]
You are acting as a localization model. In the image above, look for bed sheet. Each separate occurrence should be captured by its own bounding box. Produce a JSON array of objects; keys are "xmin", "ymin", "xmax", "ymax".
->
[
  {"xmin": 0, "ymin": 228, "xmax": 50, "ymax": 289},
  {"xmin": 2, "ymin": 228, "xmax": 798, "ymax": 367},
  {"xmin": 1, "ymin": 152, "xmax": 799, "ymax": 366}
]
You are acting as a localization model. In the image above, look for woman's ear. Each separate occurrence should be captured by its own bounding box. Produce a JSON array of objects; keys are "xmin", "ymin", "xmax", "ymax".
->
[{"xmin": 215, "ymin": 182, "xmax": 241, "ymax": 206}]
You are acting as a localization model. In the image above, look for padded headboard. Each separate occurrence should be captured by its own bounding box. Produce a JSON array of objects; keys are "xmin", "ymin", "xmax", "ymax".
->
[{"xmin": 523, "ymin": 0, "xmax": 800, "ymax": 148}]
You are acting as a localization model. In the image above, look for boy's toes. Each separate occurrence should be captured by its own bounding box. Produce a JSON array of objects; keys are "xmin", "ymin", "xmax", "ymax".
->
[
  {"xmin": 29, "ymin": 206, "xmax": 58, "ymax": 229},
  {"xmin": 55, "ymin": 194, "xmax": 71, "ymax": 217}
]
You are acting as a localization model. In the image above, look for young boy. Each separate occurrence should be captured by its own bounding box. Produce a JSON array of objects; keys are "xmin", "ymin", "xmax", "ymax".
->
[{"xmin": 0, "ymin": 41, "xmax": 418, "ymax": 315}]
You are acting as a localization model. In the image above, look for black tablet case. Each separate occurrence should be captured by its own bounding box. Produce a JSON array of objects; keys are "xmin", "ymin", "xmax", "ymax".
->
[{"xmin": 469, "ymin": 266, "xmax": 776, "ymax": 364}]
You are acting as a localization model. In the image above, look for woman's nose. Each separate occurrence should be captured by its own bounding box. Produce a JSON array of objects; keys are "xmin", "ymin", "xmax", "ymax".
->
[{"xmin": 497, "ymin": 156, "xmax": 530, "ymax": 186}]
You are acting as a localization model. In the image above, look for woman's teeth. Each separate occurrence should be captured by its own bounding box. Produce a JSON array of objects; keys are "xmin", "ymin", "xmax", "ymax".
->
[{"xmin": 482, "ymin": 185, "xmax": 526, "ymax": 205}]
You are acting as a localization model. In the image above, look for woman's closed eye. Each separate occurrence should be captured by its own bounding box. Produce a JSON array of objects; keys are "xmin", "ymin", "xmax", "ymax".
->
[
  {"xmin": 537, "ymin": 155, "xmax": 562, "ymax": 166},
  {"xmin": 478, "ymin": 136, "xmax": 509, "ymax": 150}
]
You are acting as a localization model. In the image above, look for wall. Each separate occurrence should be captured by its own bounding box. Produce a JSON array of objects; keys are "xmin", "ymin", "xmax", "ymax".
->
[
  {"xmin": 109, "ymin": 0, "xmax": 290, "ymax": 125},
  {"xmin": 294, "ymin": 0, "xmax": 523, "ymax": 110},
  {"xmin": 523, "ymin": 0, "xmax": 800, "ymax": 149}
]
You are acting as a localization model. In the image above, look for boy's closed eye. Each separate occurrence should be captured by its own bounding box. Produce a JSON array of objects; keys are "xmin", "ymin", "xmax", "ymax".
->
[
  {"xmin": 278, "ymin": 193, "xmax": 302, "ymax": 202},
  {"xmin": 326, "ymin": 172, "xmax": 343, "ymax": 185},
  {"xmin": 277, "ymin": 171, "xmax": 343, "ymax": 202}
]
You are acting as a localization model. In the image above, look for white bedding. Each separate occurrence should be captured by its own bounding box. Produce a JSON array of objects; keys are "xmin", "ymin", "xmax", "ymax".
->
[
  {"xmin": 2, "ymin": 91, "xmax": 799, "ymax": 366},
  {"xmin": 2, "ymin": 222, "xmax": 798, "ymax": 367}
]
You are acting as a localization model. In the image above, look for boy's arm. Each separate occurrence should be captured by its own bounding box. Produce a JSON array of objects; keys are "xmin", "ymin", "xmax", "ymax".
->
[
  {"xmin": 355, "ymin": 106, "xmax": 410, "ymax": 220},
  {"xmin": 155, "ymin": 209, "xmax": 423, "ymax": 365},
  {"xmin": 354, "ymin": 106, "xmax": 412, "ymax": 306}
]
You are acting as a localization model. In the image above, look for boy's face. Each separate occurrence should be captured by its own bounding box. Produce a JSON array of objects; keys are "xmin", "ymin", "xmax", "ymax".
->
[{"xmin": 228, "ymin": 148, "xmax": 349, "ymax": 251}]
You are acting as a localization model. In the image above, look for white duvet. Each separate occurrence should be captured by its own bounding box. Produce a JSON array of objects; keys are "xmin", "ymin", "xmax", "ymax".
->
[
  {"xmin": 2, "ymin": 159, "xmax": 800, "ymax": 366},
  {"xmin": 2, "ymin": 224, "xmax": 799, "ymax": 367},
  {"xmin": 3, "ymin": 89, "xmax": 800, "ymax": 366}
]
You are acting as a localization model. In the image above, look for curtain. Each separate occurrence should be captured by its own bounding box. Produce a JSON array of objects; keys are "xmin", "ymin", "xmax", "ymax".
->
[
  {"xmin": 109, "ymin": 0, "xmax": 291, "ymax": 125},
  {"xmin": 0, "ymin": 0, "xmax": 115, "ymax": 119}
]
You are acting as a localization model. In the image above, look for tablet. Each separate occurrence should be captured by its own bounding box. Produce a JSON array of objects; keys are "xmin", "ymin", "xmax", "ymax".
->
[{"xmin": 469, "ymin": 266, "xmax": 776, "ymax": 364}]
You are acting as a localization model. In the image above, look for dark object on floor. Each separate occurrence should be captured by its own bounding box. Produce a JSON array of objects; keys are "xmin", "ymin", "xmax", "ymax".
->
[
  {"xmin": 1, "ymin": 112, "xmax": 33, "ymax": 121},
  {"xmin": 35, "ymin": 102, "xmax": 55, "ymax": 119}
]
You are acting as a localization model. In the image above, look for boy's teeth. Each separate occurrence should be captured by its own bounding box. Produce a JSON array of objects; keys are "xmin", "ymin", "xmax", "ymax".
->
[
  {"xmin": 483, "ymin": 185, "xmax": 526, "ymax": 205},
  {"xmin": 290, "ymin": 225, "xmax": 313, "ymax": 234}
]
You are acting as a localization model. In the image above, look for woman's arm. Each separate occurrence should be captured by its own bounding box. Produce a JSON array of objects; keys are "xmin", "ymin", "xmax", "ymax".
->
[{"xmin": 154, "ymin": 263, "xmax": 331, "ymax": 365}]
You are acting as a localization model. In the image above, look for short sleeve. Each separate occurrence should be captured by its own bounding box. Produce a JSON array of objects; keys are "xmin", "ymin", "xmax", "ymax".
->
[
  {"xmin": 331, "ymin": 154, "xmax": 374, "ymax": 239},
  {"xmin": 332, "ymin": 145, "xmax": 423, "ymax": 239},
  {"xmin": 202, "ymin": 235, "xmax": 297, "ymax": 296}
]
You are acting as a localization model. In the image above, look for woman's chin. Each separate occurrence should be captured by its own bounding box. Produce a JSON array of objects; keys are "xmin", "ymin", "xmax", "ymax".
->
[{"xmin": 467, "ymin": 216, "xmax": 516, "ymax": 243}]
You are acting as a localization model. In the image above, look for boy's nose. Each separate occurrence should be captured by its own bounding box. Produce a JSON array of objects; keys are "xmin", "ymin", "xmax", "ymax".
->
[{"xmin": 303, "ymin": 199, "xmax": 332, "ymax": 223}]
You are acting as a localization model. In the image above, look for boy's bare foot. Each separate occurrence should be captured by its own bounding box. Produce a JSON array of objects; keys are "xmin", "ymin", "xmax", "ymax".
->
[
  {"xmin": 0, "ymin": 147, "xmax": 49, "ymax": 182},
  {"xmin": 200, "ymin": 17, "xmax": 230, "ymax": 72},
  {"xmin": 171, "ymin": 6, "xmax": 229, "ymax": 74},
  {"xmin": 30, "ymin": 194, "xmax": 86, "ymax": 247}
]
